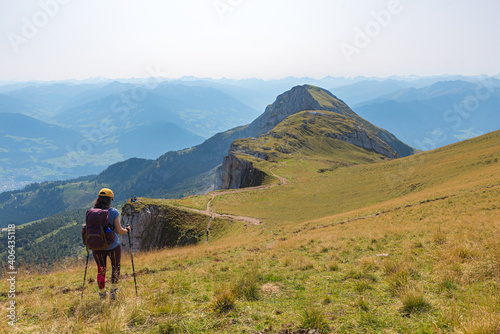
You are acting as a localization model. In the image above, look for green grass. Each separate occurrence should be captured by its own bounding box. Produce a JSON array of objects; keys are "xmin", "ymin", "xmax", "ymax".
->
[
  {"xmin": 399, "ymin": 289, "xmax": 432, "ymax": 316},
  {"xmin": 0, "ymin": 130, "xmax": 499, "ymax": 333},
  {"xmin": 212, "ymin": 128, "xmax": 500, "ymax": 228},
  {"xmin": 1, "ymin": 184, "xmax": 499, "ymax": 332}
]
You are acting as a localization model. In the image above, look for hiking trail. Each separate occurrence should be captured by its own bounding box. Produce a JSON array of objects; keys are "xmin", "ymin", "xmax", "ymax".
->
[{"xmin": 177, "ymin": 163, "xmax": 289, "ymax": 239}]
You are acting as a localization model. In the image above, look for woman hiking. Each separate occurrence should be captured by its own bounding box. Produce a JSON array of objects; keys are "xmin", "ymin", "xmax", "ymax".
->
[{"xmin": 88, "ymin": 188, "xmax": 130, "ymax": 301}]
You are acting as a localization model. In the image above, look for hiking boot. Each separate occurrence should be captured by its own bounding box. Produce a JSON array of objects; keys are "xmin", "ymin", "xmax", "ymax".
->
[
  {"xmin": 99, "ymin": 291, "xmax": 108, "ymax": 300},
  {"xmin": 110, "ymin": 288, "xmax": 118, "ymax": 301}
]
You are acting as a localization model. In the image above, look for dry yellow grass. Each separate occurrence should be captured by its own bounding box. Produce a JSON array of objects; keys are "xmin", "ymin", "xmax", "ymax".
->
[{"xmin": 0, "ymin": 131, "xmax": 499, "ymax": 333}]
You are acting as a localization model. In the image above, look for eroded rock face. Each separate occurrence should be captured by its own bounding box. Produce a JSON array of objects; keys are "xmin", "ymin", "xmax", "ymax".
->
[
  {"xmin": 327, "ymin": 128, "xmax": 397, "ymax": 158},
  {"xmin": 247, "ymin": 85, "xmax": 324, "ymax": 136},
  {"xmin": 214, "ymin": 85, "xmax": 413, "ymax": 190},
  {"xmin": 121, "ymin": 203, "xmax": 208, "ymax": 252},
  {"xmin": 215, "ymin": 153, "xmax": 267, "ymax": 190},
  {"xmin": 121, "ymin": 204, "xmax": 163, "ymax": 253}
]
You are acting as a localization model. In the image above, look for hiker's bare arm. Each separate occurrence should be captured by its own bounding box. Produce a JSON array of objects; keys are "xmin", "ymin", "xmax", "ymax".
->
[{"xmin": 113, "ymin": 217, "xmax": 129, "ymax": 234}]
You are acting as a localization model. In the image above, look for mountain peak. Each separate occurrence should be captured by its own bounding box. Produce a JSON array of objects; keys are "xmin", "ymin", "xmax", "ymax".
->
[{"xmin": 247, "ymin": 84, "xmax": 355, "ymax": 136}]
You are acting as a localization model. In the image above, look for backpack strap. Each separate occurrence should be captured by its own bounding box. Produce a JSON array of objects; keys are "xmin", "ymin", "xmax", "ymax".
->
[{"xmin": 107, "ymin": 208, "xmax": 116, "ymax": 231}]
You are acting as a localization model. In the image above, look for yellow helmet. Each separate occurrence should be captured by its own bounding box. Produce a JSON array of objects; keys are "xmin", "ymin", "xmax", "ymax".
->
[{"xmin": 98, "ymin": 188, "xmax": 114, "ymax": 200}]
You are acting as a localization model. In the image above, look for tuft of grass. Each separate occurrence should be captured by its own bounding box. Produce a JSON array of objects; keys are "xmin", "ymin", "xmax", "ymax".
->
[
  {"xmin": 354, "ymin": 296, "xmax": 370, "ymax": 311},
  {"xmin": 439, "ymin": 275, "xmax": 457, "ymax": 292},
  {"xmin": 354, "ymin": 281, "xmax": 374, "ymax": 293},
  {"xmin": 388, "ymin": 269, "xmax": 410, "ymax": 296},
  {"xmin": 157, "ymin": 321, "xmax": 180, "ymax": 334},
  {"xmin": 127, "ymin": 301, "xmax": 148, "ymax": 327},
  {"xmin": 359, "ymin": 256, "xmax": 379, "ymax": 272},
  {"xmin": 455, "ymin": 244, "xmax": 475, "ymax": 260},
  {"xmin": 345, "ymin": 269, "xmax": 377, "ymax": 282},
  {"xmin": 328, "ymin": 261, "xmax": 340, "ymax": 272},
  {"xmin": 383, "ymin": 259, "xmax": 405, "ymax": 276},
  {"xmin": 399, "ymin": 289, "xmax": 431, "ymax": 316},
  {"xmin": 211, "ymin": 286, "xmax": 237, "ymax": 313},
  {"xmin": 434, "ymin": 228, "xmax": 447, "ymax": 245},
  {"xmin": 301, "ymin": 305, "xmax": 330, "ymax": 334},
  {"xmin": 233, "ymin": 268, "xmax": 260, "ymax": 301}
]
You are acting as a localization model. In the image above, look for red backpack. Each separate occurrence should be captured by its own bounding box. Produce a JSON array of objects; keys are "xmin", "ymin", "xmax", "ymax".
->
[{"xmin": 82, "ymin": 208, "xmax": 116, "ymax": 251}]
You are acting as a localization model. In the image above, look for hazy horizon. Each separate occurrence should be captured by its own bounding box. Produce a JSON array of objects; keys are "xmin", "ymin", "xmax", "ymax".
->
[
  {"xmin": 2, "ymin": 73, "xmax": 500, "ymax": 85},
  {"xmin": 1, "ymin": 0, "xmax": 499, "ymax": 81}
]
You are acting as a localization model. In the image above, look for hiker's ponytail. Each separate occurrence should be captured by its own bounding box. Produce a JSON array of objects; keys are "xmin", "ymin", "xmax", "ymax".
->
[{"xmin": 94, "ymin": 196, "xmax": 111, "ymax": 209}]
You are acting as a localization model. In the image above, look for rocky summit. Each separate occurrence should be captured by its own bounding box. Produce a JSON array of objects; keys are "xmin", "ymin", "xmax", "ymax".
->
[{"xmin": 215, "ymin": 85, "xmax": 414, "ymax": 190}]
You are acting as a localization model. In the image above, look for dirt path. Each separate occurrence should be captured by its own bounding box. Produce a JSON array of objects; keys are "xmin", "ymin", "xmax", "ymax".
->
[
  {"xmin": 270, "ymin": 163, "xmax": 288, "ymax": 185},
  {"xmin": 178, "ymin": 163, "xmax": 289, "ymax": 237}
]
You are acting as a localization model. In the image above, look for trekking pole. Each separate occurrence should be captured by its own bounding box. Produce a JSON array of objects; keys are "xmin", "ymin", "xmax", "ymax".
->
[
  {"xmin": 127, "ymin": 226, "xmax": 138, "ymax": 297},
  {"xmin": 81, "ymin": 250, "xmax": 89, "ymax": 298}
]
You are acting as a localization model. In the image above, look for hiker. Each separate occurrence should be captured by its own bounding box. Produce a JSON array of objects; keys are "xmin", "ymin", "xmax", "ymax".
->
[{"xmin": 86, "ymin": 188, "xmax": 130, "ymax": 300}]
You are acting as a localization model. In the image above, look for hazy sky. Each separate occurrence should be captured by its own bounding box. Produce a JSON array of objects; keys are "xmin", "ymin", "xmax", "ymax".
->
[{"xmin": 1, "ymin": 0, "xmax": 499, "ymax": 81}]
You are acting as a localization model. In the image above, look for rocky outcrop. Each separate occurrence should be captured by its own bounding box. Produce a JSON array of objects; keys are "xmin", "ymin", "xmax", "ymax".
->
[
  {"xmin": 121, "ymin": 202, "xmax": 208, "ymax": 252},
  {"xmin": 85, "ymin": 85, "xmax": 413, "ymax": 200},
  {"xmin": 246, "ymin": 86, "xmax": 324, "ymax": 135},
  {"xmin": 215, "ymin": 108, "xmax": 401, "ymax": 190},
  {"xmin": 246, "ymin": 85, "xmax": 353, "ymax": 136},
  {"xmin": 327, "ymin": 128, "xmax": 397, "ymax": 158},
  {"xmin": 215, "ymin": 153, "xmax": 267, "ymax": 190}
]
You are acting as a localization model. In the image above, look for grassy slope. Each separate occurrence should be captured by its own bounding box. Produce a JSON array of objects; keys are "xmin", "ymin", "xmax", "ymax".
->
[
  {"xmin": 0, "ymin": 131, "xmax": 499, "ymax": 333},
  {"xmin": 213, "ymin": 128, "xmax": 500, "ymax": 228}
]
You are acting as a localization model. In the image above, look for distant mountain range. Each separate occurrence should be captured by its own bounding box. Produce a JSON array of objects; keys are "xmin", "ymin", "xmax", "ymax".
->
[
  {"xmin": 0, "ymin": 75, "xmax": 499, "ymax": 192},
  {"xmin": 350, "ymin": 79, "xmax": 500, "ymax": 150},
  {"xmin": 0, "ymin": 84, "xmax": 415, "ymax": 226},
  {"xmin": 0, "ymin": 82, "xmax": 259, "ymax": 190}
]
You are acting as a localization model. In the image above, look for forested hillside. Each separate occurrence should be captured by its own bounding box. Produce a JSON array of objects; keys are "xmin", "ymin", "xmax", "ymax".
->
[{"xmin": 0, "ymin": 209, "xmax": 87, "ymax": 270}]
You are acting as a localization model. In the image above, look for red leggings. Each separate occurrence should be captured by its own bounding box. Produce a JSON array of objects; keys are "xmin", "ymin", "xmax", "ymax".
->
[{"xmin": 93, "ymin": 244, "xmax": 121, "ymax": 289}]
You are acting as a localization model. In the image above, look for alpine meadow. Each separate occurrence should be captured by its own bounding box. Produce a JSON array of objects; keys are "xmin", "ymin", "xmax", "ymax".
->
[
  {"xmin": 2, "ymin": 1, "xmax": 500, "ymax": 333},
  {"xmin": 0, "ymin": 83, "xmax": 499, "ymax": 333}
]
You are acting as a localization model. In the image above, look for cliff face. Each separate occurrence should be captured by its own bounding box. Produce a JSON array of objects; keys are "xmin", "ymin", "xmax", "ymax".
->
[
  {"xmin": 246, "ymin": 86, "xmax": 324, "ymax": 135},
  {"xmin": 121, "ymin": 202, "xmax": 209, "ymax": 252},
  {"xmin": 328, "ymin": 128, "xmax": 397, "ymax": 158},
  {"xmin": 215, "ymin": 107, "xmax": 401, "ymax": 190},
  {"xmin": 214, "ymin": 151, "xmax": 268, "ymax": 190}
]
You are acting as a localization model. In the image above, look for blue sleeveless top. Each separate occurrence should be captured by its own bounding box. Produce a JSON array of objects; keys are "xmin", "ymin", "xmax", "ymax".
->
[{"xmin": 103, "ymin": 208, "xmax": 120, "ymax": 251}]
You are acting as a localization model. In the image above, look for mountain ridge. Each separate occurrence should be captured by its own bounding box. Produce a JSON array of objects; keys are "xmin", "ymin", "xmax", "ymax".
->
[
  {"xmin": 0, "ymin": 84, "xmax": 414, "ymax": 226},
  {"xmin": 215, "ymin": 109, "xmax": 398, "ymax": 190}
]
